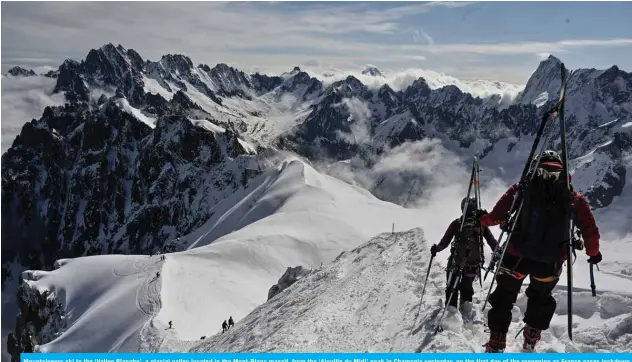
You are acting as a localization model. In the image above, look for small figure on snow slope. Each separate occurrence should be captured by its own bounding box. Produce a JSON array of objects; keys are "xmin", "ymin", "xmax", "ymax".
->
[
  {"xmin": 478, "ymin": 150, "xmax": 602, "ymax": 352},
  {"xmin": 222, "ymin": 320, "xmax": 228, "ymax": 333},
  {"xmin": 432, "ymin": 197, "xmax": 498, "ymax": 312},
  {"xmin": 228, "ymin": 316, "xmax": 234, "ymax": 329}
]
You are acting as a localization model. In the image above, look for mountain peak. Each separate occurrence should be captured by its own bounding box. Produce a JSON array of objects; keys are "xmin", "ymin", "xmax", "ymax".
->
[
  {"xmin": 361, "ymin": 65, "xmax": 383, "ymax": 77},
  {"xmin": 331, "ymin": 75, "xmax": 365, "ymax": 91},
  {"xmin": 516, "ymin": 55, "xmax": 567, "ymax": 105},
  {"xmin": 100, "ymin": 42, "xmax": 118, "ymax": 51},
  {"xmin": 540, "ymin": 54, "xmax": 562, "ymax": 65},
  {"xmin": 7, "ymin": 66, "xmax": 36, "ymax": 77},
  {"xmin": 160, "ymin": 54, "xmax": 193, "ymax": 69}
]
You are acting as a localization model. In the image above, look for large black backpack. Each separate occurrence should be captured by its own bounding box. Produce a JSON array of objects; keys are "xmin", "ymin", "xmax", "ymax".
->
[
  {"xmin": 451, "ymin": 213, "xmax": 483, "ymax": 267},
  {"xmin": 512, "ymin": 166, "xmax": 575, "ymax": 263}
]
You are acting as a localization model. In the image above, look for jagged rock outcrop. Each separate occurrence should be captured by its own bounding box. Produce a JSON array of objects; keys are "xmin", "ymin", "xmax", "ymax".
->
[
  {"xmin": 267, "ymin": 266, "xmax": 312, "ymax": 301},
  {"xmin": 7, "ymin": 272, "xmax": 66, "ymax": 362},
  {"xmin": 2, "ymin": 101, "xmax": 263, "ymax": 276}
]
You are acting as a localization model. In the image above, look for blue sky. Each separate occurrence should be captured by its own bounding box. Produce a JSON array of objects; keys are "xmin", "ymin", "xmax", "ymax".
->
[{"xmin": 2, "ymin": 1, "xmax": 631, "ymax": 84}]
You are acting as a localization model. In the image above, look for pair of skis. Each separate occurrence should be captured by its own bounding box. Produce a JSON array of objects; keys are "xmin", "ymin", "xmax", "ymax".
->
[{"xmin": 481, "ymin": 62, "xmax": 576, "ymax": 339}]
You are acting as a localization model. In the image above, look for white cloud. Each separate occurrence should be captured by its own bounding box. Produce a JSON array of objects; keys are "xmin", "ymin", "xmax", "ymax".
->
[
  {"xmin": 419, "ymin": 28, "xmax": 435, "ymax": 46},
  {"xmin": 1, "ymin": 75, "xmax": 66, "ymax": 154},
  {"xmin": 398, "ymin": 38, "xmax": 632, "ymax": 55},
  {"xmin": 337, "ymin": 97, "xmax": 372, "ymax": 144},
  {"xmin": 307, "ymin": 67, "xmax": 524, "ymax": 101},
  {"xmin": 319, "ymin": 139, "xmax": 511, "ymax": 244}
]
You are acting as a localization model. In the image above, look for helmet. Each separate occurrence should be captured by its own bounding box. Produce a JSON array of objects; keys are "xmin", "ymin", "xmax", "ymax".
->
[
  {"xmin": 539, "ymin": 150, "xmax": 562, "ymax": 164},
  {"xmin": 461, "ymin": 197, "xmax": 477, "ymax": 212}
]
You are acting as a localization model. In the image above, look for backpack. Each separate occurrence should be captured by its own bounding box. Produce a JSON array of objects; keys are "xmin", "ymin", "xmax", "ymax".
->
[
  {"xmin": 451, "ymin": 214, "xmax": 483, "ymax": 267},
  {"xmin": 512, "ymin": 166, "xmax": 575, "ymax": 263}
]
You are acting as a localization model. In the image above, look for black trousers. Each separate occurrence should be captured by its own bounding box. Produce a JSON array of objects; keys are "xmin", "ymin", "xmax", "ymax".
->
[
  {"xmin": 445, "ymin": 265, "xmax": 477, "ymax": 308},
  {"xmin": 487, "ymin": 253, "xmax": 562, "ymax": 333}
]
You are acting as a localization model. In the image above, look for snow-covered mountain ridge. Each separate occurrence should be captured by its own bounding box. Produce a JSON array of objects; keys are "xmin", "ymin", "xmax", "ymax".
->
[
  {"xmin": 7, "ymin": 159, "xmax": 428, "ymax": 357},
  {"xmin": 190, "ymin": 228, "xmax": 632, "ymax": 353},
  {"xmin": 15, "ymin": 225, "xmax": 632, "ymax": 355}
]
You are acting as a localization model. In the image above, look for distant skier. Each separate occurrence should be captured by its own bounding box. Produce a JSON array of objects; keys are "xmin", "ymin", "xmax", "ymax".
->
[
  {"xmin": 222, "ymin": 320, "xmax": 228, "ymax": 333},
  {"xmin": 477, "ymin": 150, "xmax": 602, "ymax": 352},
  {"xmin": 431, "ymin": 197, "xmax": 497, "ymax": 311},
  {"xmin": 156, "ymin": 271, "xmax": 160, "ymax": 279},
  {"xmin": 168, "ymin": 321, "xmax": 172, "ymax": 329},
  {"xmin": 228, "ymin": 316, "xmax": 234, "ymax": 329}
]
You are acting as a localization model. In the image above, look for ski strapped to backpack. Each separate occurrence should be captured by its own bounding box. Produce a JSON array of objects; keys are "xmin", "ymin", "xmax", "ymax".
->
[
  {"xmin": 482, "ymin": 62, "xmax": 569, "ymax": 314},
  {"xmin": 556, "ymin": 63, "xmax": 576, "ymax": 340},
  {"xmin": 434, "ymin": 157, "xmax": 481, "ymax": 334},
  {"xmin": 474, "ymin": 157, "xmax": 484, "ymax": 288}
]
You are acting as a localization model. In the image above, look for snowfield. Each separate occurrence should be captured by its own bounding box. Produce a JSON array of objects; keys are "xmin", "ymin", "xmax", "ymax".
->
[
  {"xmin": 23, "ymin": 255, "xmax": 163, "ymax": 353},
  {"xmin": 25, "ymin": 159, "xmax": 425, "ymax": 352},
  {"xmin": 21, "ymin": 158, "xmax": 632, "ymax": 354}
]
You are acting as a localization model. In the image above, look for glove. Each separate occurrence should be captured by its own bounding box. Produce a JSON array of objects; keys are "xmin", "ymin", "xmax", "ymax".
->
[
  {"xmin": 475, "ymin": 209, "xmax": 488, "ymax": 220},
  {"xmin": 588, "ymin": 252, "xmax": 602, "ymax": 265},
  {"xmin": 430, "ymin": 244, "xmax": 438, "ymax": 257}
]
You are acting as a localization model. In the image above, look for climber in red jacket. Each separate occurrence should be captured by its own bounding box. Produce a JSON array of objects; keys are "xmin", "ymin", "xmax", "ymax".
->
[{"xmin": 477, "ymin": 150, "xmax": 601, "ymax": 352}]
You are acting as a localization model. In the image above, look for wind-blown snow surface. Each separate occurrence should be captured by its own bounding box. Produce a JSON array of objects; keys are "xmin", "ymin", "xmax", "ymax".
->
[{"xmin": 189, "ymin": 229, "xmax": 632, "ymax": 353}]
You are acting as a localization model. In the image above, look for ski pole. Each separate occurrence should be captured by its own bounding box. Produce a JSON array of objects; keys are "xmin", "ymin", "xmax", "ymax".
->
[
  {"xmin": 434, "ymin": 266, "xmax": 462, "ymax": 334},
  {"xmin": 589, "ymin": 264, "xmax": 596, "ymax": 296},
  {"xmin": 419, "ymin": 254, "xmax": 434, "ymax": 306}
]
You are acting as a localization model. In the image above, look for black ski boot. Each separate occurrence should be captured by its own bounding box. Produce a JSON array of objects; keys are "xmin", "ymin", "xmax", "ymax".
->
[
  {"xmin": 483, "ymin": 331, "xmax": 506, "ymax": 352},
  {"xmin": 522, "ymin": 325, "xmax": 541, "ymax": 352}
]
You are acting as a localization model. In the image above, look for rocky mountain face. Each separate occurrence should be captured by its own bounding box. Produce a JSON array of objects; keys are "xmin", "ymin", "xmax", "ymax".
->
[
  {"xmin": 276, "ymin": 57, "xmax": 631, "ymax": 211},
  {"xmin": 6, "ymin": 270, "xmax": 66, "ymax": 360},
  {"xmin": 1, "ymin": 99, "xmax": 263, "ymax": 285}
]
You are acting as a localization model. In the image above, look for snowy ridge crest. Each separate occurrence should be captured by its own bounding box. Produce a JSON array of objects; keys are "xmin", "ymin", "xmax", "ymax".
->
[{"xmin": 188, "ymin": 228, "xmax": 632, "ymax": 353}]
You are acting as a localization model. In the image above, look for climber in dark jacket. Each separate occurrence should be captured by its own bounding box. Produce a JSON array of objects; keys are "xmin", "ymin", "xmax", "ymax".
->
[
  {"xmin": 222, "ymin": 320, "xmax": 228, "ymax": 333},
  {"xmin": 431, "ymin": 197, "xmax": 498, "ymax": 310}
]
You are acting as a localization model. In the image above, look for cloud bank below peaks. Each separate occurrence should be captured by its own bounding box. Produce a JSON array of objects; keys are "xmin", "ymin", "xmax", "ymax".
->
[
  {"xmin": 307, "ymin": 66, "xmax": 525, "ymax": 102},
  {"xmin": 1, "ymin": 74, "xmax": 66, "ymax": 154}
]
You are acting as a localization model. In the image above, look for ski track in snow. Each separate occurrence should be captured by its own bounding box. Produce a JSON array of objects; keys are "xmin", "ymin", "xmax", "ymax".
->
[{"xmin": 110, "ymin": 255, "xmax": 166, "ymax": 352}]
